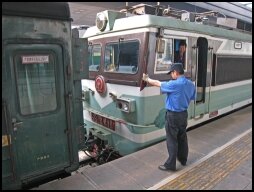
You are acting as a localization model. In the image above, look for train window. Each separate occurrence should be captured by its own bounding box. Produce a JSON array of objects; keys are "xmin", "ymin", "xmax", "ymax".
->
[
  {"xmin": 174, "ymin": 39, "xmax": 187, "ymax": 68},
  {"xmin": 155, "ymin": 38, "xmax": 187, "ymax": 73},
  {"xmin": 155, "ymin": 38, "xmax": 173, "ymax": 72},
  {"xmin": 88, "ymin": 44, "xmax": 101, "ymax": 71},
  {"xmin": 104, "ymin": 40, "xmax": 139, "ymax": 74},
  {"xmin": 15, "ymin": 54, "xmax": 57, "ymax": 115}
]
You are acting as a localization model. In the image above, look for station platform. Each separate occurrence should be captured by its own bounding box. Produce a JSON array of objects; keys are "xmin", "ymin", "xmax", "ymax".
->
[{"xmin": 32, "ymin": 105, "xmax": 252, "ymax": 190}]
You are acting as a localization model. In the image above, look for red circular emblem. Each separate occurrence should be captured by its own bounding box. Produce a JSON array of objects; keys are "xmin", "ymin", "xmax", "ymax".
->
[{"xmin": 95, "ymin": 75, "xmax": 107, "ymax": 94}]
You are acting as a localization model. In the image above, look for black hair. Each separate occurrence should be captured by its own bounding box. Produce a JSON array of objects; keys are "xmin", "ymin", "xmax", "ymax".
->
[{"xmin": 179, "ymin": 40, "xmax": 187, "ymax": 47}]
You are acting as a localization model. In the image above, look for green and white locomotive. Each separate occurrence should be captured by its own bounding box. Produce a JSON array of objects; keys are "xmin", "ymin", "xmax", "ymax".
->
[{"xmin": 81, "ymin": 4, "xmax": 252, "ymax": 156}]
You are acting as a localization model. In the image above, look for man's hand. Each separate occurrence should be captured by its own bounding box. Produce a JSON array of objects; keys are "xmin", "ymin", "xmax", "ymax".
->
[
  {"xmin": 142, "ymin": 73, "xmax": 161, "ymax": 87},
  {"xmin": 142, "ymin": 73, "xmax": 150, "ymax": 82}
]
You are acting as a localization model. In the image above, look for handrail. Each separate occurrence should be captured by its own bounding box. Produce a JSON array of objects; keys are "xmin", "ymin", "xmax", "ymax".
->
[
  {"xmin": 207, "ymin": 47, "xmax": 214, "ymax": 113},
  {"xmin": 192, "ymin": 45, "xmax": 198, "ymax": 117}
]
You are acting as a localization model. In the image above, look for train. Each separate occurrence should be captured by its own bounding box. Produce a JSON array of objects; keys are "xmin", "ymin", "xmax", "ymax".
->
[
  {"xmin": 81, "ymin": 3, "xmax": 252, "ymax": 156},
  {"xmin": 2, "ymin": 2, "xmax": 89, "ymax": 189},
  {"xmin": 2, "ymin": 2, "xmax": 252, "ymax": 190}
]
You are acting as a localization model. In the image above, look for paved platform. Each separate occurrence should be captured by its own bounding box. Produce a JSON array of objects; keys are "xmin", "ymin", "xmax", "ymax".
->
[
  {"xmin": 32, "ymin": 105, "xmax": 252, "ymax": 190},
  {"xmin": 151, "ymin": 130, "xmax": 252, "ymax": 190}
]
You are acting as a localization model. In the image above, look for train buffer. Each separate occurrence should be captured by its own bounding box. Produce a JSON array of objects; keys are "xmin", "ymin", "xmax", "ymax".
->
[{"xmin": 32, "ymin": 105, "xmax": 252, "ymax": 190}]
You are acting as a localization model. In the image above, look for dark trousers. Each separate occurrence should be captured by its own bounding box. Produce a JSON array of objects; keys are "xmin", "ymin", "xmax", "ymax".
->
[{"xmin": 164, "ymin": 110, "xmax": 188, "ymax": 170}]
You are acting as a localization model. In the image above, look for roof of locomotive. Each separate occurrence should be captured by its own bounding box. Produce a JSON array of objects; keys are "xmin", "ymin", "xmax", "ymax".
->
[{"xmin": 84, "ymin": 11, "xmax": 252, "ymax": 42}]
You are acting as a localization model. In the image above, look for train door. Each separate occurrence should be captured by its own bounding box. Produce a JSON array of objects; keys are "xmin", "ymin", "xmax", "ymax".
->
[
  {"xmin": 5, "ymin": 44, "xmax": 71, "ymax": 181},
  {"xmin": 193, "ymin": 37, "xmax": 209, "ymax": 117}
]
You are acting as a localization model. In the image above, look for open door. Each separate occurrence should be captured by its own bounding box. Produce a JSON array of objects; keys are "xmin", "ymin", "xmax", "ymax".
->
[{"xmin": 192, "ymin": 37, "xmax": 209, "ymax": 117}]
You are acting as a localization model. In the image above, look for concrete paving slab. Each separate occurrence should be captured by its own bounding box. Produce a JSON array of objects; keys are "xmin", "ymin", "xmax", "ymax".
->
[{"xmin": 81, "ymin": 162, "xmax": 144, "ymax": 190}]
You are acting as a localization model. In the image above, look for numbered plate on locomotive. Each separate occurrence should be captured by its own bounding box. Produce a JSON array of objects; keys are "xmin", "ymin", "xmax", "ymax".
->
[{"xmin": 91, "ymin": 112, "xmax": 115, "ymax": 131}]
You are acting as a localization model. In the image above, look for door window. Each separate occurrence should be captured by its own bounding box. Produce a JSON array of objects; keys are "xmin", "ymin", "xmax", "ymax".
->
[
  {"xmin": 15, "ymin": 54, "xmax": 57, "ymax": 115},
  {"xmin": 155, "ymin": 38, "xmax": 173, "ymax": 72},
  {"xmin": 155, "ymin": 38, "xmax": 187, "ymax": 73}
]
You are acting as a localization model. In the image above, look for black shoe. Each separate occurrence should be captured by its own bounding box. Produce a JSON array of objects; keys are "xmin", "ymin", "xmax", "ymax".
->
[
  {"xmin": 180, "ymin": 161, "xmax": 186, "ymax": 166},
  {"xmin": 158, "ymin": 165, "xmax": 176, "ymax": 171},
  {"xmin": 177, "ymin": 158, "xmax": 187, "ymax": 166}
]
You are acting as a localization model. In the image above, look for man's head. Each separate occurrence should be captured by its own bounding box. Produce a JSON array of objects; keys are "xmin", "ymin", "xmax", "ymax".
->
[
  {"xmin": 179, "ymin": 40, "xmax": 186, "ymax": 55},
  {"xmin": 167, "ymin": 63, "xmax": 184, "ymax": 79}
]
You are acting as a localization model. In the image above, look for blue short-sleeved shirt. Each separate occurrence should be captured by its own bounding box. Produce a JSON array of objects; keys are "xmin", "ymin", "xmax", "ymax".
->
[{"xmin": 160, "ymin": 76, "xmax": 196, "ymax": 112}]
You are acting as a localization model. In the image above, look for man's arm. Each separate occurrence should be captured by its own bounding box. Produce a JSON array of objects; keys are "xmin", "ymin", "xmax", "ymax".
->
[
  {"xmin": 142, "ymin": 73, "xmax": 161, "ymax": 87},
  {"xmin": 147, "ymin": 78, "xmax": 161, "ymax": 87}
]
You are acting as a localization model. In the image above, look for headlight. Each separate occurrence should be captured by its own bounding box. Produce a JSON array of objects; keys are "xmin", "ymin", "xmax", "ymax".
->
[
  {"xmin": 122, "ymin": 103, "xmax": 129, "ymax": 111},
  {"xmin": 116, "ymin": 97, "xmax": 136, "ymax": 113},
  {"xmin": 96, "ymin": 12, "xmax": 107, "ymax": 31},
  {"xmin": 82, "ymin": 90, "xmax": 89, "ymax": 101}
]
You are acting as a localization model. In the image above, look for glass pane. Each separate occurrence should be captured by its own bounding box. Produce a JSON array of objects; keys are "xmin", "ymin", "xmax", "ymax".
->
[
  {"xmin": 88, "ymin": 44, "xmax": 101, "ymax": 71},
  {"xmin": 174, "ymin": 39, "xmax": 187, "ymax": 69},
  {"xmin": 104, "ymin": 40, "xmax": 139, "ymax": 74},
  {"xmin": 15, "ymin": 54, "xmax": 57, "ymax": 115},
  {"xmin": 155, "ymin": 38, "xmax": 173, "ymax": 72}
]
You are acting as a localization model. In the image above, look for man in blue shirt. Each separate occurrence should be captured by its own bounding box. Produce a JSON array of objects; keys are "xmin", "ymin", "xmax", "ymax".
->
[{"xmin": 142, "ymin": 63, "xmax": 196, "ymax": 171}]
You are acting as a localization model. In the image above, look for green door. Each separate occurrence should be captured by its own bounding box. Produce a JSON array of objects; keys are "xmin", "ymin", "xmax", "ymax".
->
[{"xmin": 6, "ymin": 44, "xmax": 71, "ymax": 180}]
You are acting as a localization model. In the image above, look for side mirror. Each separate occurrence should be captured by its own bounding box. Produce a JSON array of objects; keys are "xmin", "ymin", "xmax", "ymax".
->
[{"xmin": 156, "ymin": 38, "xmax": 165, "ymax": 53}]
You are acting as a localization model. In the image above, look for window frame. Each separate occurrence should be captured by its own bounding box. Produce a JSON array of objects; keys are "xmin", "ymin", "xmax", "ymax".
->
[
  {"xmin": 104, "ymin": 39, "xmax": 140, "ymax": 74},
  {"xmin": 14, "ymin": 51, "xmax": 59, "ymax": 116},
  {"xmin": 154, "ymin": 36, "xmax": 188, "ymax": 74}
]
